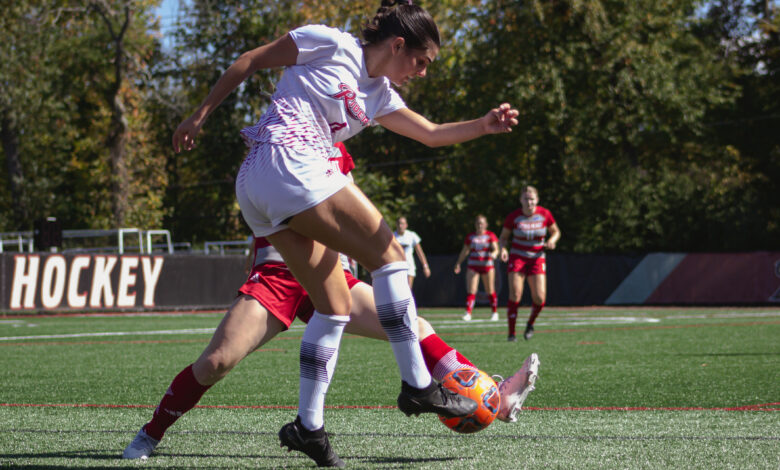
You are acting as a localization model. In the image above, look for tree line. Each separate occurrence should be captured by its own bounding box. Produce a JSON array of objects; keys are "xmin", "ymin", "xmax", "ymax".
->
[{"xmin": 1, "ymin": 0, "xmax": 778, "ymax": 254}]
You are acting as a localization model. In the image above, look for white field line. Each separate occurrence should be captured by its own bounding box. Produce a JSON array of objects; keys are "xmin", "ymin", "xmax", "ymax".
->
[
  {"xmin": 1, "ymin": 310, "xmax": 777, "ymax": 341},
  {"xmin": 0, "ymin": 328, "xmax": 216, "ymax": 341},
  {"xmin": 540, "ymin": 310, "xmax": 780, "ymax": 318},
  {"xmin": 665, "ymin": 311, "xmax": 780, "ymax": 319}
]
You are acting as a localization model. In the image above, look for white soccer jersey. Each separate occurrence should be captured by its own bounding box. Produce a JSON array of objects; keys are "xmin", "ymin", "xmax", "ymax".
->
[
  {"xmin": 240, "ymin": 25, "xmax": 407, "ymax": 158},
  {"xmin": 394, "ymin": 230, "xmax": 422, "ymax": 275}
]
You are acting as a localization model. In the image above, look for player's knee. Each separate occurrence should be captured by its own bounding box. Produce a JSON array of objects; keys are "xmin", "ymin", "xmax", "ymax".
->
[
  {"xmin": 316, "ymin": 296, "xmax": 352, "ymax": 317},
  {"xmin": 200, "ymin": 349, "xmax": 239, "ymax": 382},
  {"xmin": 417, "ymin": 317, "xmax": 433, "ymax": 337}
]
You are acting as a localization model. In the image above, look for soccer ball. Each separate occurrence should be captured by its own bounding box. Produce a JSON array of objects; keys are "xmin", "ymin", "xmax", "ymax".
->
[{"xmin": 438, "ymin": 368, "xmax": 500, "ymax": 433}]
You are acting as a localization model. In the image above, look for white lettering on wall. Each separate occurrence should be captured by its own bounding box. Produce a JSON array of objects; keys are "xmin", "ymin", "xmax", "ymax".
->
[
  {"xmin": 141, "ymin": 257, "xmax": 164, "ymax": 307},
  {"xmin": 6, "ymin": 254, "xmax": 167, "ymax": 310},
  {"xmin": 67, "ymin": 256, "xmax": 91, "ymax": 308},
  {"xmin": 117, "ymin": 257, "xmax": 139, "ymax": 308},
  {"xmin": 10, "ymin": 255, "xmax": 40, "ymax": 309},
  {"xmin": 41, "ymin": 255, "xmax": 67, "ymax": 309},
  {"xmin": 90, "ymin": 256, "xmax": 117, "ymax": 308}
]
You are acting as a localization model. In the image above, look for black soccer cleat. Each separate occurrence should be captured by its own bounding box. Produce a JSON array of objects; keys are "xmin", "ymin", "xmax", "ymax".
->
[
  {"xmin": 279, "ymin": 416, "xmax": 345, "ymax": 468},
  {"xmin": 523, "ymin": 324, "xmax": 535, "ymax": 340},
  {"xmin": 507, "ymin": 335, "xmax": 517, "ymax": 342},
  {"xmin": 397, "ymin": 380, "xmax": 478, "ymax": 419}
]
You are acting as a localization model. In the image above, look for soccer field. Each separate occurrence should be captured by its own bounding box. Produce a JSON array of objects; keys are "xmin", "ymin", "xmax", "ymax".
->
[{"xmin": 1, "ymin": 307, "xmax": 778, "ymax": 468}]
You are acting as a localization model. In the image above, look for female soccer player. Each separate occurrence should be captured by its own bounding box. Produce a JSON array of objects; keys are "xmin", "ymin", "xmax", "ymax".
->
[
  {"xmin": 454, "ymin": 215, "xmax": 500, "ymax": 321},
  {"xmin": 124, "ymin": 152, "xmax": 540, "ymax": 465},
  {"xmin": 499, "ymin": 186, "xmax": 562, "ymax": 341},
  {"xmin": 123, "ymin": 236, "xmax": 540, "ymax": 464},
  {"xmin": 171, "ymin": 0, "xmax": 519, "ymax": 464},
  {"xmin": 394, "ymin": 216, "xmax": 431, "ymax": 288}
]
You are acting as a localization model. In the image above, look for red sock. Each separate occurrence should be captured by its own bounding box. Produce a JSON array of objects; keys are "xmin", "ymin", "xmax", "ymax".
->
[
  {"xmin": 143, "ymin": 364, "xmax": 211, "ymax": 440},
  {"xmin": 507, "ymin": 300, "xmax": 519, "ymax": 336},
  {"xmin": 529, "ymin": 303, "xmax": 545, "ymax": 326},
  {"xmin": 489, "ymin": 292, "xmax": 498, "ymax": 313},
  {"xmin": 465, "ymin": 294, "xmax": 476, "ymax": 314},
  {"xmin": 420, "ymin": 334, "xmax": 476, "ymax": 381}
]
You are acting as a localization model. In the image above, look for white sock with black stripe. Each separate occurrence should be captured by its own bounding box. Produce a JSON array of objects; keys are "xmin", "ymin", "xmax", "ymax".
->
[
  {"xmin": 297, "ymin": 312, "xmax": 350, "ymax": 431},
  {"xmin": 371, "ymin": 261, "xmax": 432, "ymax": 389}
]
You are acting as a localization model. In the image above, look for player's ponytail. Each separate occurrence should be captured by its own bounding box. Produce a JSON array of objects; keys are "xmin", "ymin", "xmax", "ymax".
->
[{"xmin": 361, "ymin": 0, "xmax": 440, "ymax": 50}]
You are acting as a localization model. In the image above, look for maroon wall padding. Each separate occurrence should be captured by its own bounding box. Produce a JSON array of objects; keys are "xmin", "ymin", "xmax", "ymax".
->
[
  {"xmin": 414, "ymin": 253, "xmax": 643, "ymax": 307},
  {"xmin": 646, "ymin": 252, "xmax": 780, "ymax": 304},
  {"xmin": 4, "ymin": 251, "xmax": 779, "ymax": 312}
]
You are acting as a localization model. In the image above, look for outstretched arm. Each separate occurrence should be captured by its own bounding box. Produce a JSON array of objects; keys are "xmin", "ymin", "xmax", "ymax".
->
[
  {"xmin": 498, "ymin": 227, "xmax": 511, "ymax": 262},
  {"xmin": 172, "ymin": 33, "xmax": 298, "ymax": 153},
  {"xmin": 414, "ymin": 243, "xmax": 431, "ymax": 278},
  {"xmin": 375, "ymin": 103, "xmax": 519, "ymax": 148},
  {"xmin": 489, "ymin": 240, "xmax": 500, "ymax": 260},
  {"xmin": 453, "ymin": 244, "xmax": 470, "ymax": 274},
  {"xmin": 545, "ymin": 223, "xmax": 561, "ymax": 250}
]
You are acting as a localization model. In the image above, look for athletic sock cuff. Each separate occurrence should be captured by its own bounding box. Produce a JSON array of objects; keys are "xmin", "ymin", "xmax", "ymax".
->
[
  {"xmin": 370, "ymin": 261, "xmax": 409, "ymax": 280},
  {"xmin": 310, "ymin": 311, "xmax": 351, "ymax": 326}
]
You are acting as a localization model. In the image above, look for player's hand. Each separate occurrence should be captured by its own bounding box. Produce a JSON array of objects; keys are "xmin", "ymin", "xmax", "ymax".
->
[
  {"xmin": 500, "ymin": 249, "xmax": 509, "ymax": 262},
  {"xmin": 545, "ymin": 240, "xmax": 557, "ymax": 250},
  {"xmin": 482, "ymin": 103, "xmax": 519, "ymax": 134},
  {"xmin": 454, "ymin": 265, "xmax": 461, "ymax": 275},
  {"xmin": 423, "ymin": 265, "xmax": 431, "ymax": 278},
  {"xmin": 172, "ymin": 115, "xmax": 204, "ymax": 153}
]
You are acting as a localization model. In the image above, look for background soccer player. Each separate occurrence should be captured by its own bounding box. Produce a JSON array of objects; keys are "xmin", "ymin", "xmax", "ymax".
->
[
  {"xmin": 454, "ymin": 214, "xmax": 500, "ymax": 321},
  {"xmin": 499, "ymin": 186, "xmax": 561, "ymax": 341}
]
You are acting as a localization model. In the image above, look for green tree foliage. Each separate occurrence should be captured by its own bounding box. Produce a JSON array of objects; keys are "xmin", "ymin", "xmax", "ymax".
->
[
  {"xmin": 403, "ymin": 0, "xmax": 753, "ymax": 253},
  {"xmin": 3, "ymin": 0, "xmax": 776, "ymax": 253},
  {"xmin": 154, "ymin": 0, "xmax": 303, "ymax": 243},
  {"xmin": 0, "ymin": 0, "xmax": 166, "ymax": 233},
  {"xmin": 699, "ymin": 0, "xmax": 780, "ymax": 249}
]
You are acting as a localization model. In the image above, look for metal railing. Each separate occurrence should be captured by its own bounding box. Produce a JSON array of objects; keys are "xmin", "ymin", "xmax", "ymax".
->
[
  {"xmin": 204, "ymin": 239, "xmax": 251, "ymax": 255},
  {"xmin": 0, "ymin": 228, "xmax": 175, "ymax": 254},
  {"xmin": 0, "ymin": 232, "xmax": 34, "ymax": 253}
]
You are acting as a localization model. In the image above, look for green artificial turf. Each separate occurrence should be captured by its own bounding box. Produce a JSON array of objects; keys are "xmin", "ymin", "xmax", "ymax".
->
[{"xmin": 0, "ymin": 307, "xmax": 778, "ymax": 468}]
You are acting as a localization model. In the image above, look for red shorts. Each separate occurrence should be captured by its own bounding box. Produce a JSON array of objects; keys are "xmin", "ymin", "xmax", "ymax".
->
[
  {"xmin": 237, "ymin": 262, "xmax": 362, "ymax": 329},
  {"xmin": 467, "ymin": 265, "xmax": 494, "ymax": 274},
  {"xmin": 506, "ymin": 255, "xmax": 546, "ymax": 276}
]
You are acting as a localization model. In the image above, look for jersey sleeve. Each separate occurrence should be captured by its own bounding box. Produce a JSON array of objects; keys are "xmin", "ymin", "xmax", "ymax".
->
[
  {"xmin": 412, "ymin": 231, "xmax": 422, "ymax": 246},
  {"xmin": 489, "ymin": 231, "xmax": 499, "ymax": 243},
  {"xmin": 543, "ymin": 208, "xmax": 556, "ymax": 226},
  {"xmin": 373, "ymin": 88, "xmax": 406, "ymax": 121},
  {"xmin": 289, "ymin": 25, "xmax": 341, "ymax": 65},
  {"xmin": 463, "ymin": 234, "xmax": 472, "ymax": 246},
  {"xmin": 503, "ymin": 210, "xmax": 517, "ymax": 230}
]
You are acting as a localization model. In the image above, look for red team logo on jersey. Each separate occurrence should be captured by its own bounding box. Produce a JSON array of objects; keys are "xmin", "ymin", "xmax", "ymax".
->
[
  {"xmin": 331, "ymin": 83, "xmax": 370, "ymax": 128},
  {"xmin": 329, "ymin": 122, "xmax": 347, "ymax": 133}
]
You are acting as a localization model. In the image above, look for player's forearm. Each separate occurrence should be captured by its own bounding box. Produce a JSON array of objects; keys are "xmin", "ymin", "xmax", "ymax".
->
[
  {"xmin": 423, "ymin": 119, "xmax": 487, "ymax": 147},
  {"xmin": 190, "ymin": 57, "xmax": 256, "ymax": 124}
]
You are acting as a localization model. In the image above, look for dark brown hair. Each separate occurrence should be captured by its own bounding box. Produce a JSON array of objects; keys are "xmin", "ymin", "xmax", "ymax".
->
[{"xmin": 362, "ymin": 0, "xmax": 440, "ymax": 50}]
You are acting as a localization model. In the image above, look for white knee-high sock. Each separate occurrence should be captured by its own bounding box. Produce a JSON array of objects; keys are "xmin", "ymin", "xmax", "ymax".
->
[
  {"xmin": 371, "ymin": 261, "xmax": 432, "ymax": 389},
  {"xmin": 298, "ymin": 312, "xmax": 350, "ymax": 431}
]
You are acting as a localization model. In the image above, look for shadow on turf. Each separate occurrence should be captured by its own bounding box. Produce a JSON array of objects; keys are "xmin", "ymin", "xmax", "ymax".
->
[
  {"xmin": 677, "ymin": 352, "xmax": 780, "ymax": 357},
  {"xmin": 349, "ymin": 456, "xmax": 464, "ymax": 465},
  {"xmin": 0, "ymin": 449, "xmax": 464, "ymax": 468}
]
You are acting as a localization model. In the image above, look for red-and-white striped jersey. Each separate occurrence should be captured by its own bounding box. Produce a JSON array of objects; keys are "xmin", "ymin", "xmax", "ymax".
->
[
  {"xmin": 464, "ymin": 231, "xmax": 498, "ymax": 269},
  {"xmin": 503, "ymin": 206, "xmax": 556, "ymax": 259}
]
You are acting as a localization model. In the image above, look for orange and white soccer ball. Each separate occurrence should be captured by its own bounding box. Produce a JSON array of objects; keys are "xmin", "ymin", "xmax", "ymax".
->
[{"xmin": 438, "ymin": 368, "xmax": 500, "ymax": 433}]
